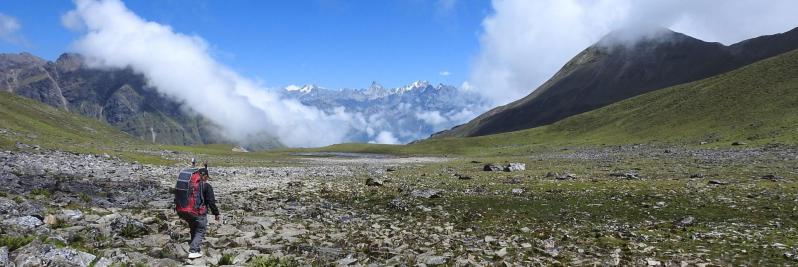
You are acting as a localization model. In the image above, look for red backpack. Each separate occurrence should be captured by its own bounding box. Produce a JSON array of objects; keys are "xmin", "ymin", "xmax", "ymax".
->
[{"xmin": 174, "ymin": 168, "xmax": 207, "ymax": 216}]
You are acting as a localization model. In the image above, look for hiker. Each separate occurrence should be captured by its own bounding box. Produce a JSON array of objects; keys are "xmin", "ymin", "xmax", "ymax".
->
[{"xmin": 174, "ymin": 162, "xmax": 220, "ymax": 259}]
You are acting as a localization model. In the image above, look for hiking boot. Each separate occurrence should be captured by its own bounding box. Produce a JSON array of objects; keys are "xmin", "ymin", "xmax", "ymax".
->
[{"xmin": 188, "ymin": 252, "xmax": 203, "ymax": 259}]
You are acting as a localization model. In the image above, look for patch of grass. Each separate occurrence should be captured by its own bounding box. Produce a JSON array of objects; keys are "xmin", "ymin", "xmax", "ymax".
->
[
  {"xmin": 119, "ymin": 224, "xmax": 148, "ymax": 239},
  {"xmin": 218, "ymin": 253, "xmax": 234, "ymax": 265},
  {"xmin": 247, "ymin": 256, "xmax": 299, "ymax": 267},
  {"xmin": 30, "ymin": 188, "xmax": 52, "ymax": 197},
  {"xmin": 78, "ymin": 193, "xmax": 92, "ymax": 203},
  {"xmin": 0, "ymin": 235, "xmax": 34, "ymax": 251}
]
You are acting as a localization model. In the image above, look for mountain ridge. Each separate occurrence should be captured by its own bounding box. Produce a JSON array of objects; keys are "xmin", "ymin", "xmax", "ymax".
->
[{"xmin": 433, "ymin": 26, "xmax": 798, "ymax": 139}]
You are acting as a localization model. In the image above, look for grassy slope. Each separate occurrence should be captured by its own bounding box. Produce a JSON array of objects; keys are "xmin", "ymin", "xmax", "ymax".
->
[
  {"xmin": 0, "ymin": 91, "xmax": 177, "ymax": 164},
  {"xmin": 320, "ymin": 48, "xmax": 798, "ymax": 156},
  {"xmin": 0, "ymin": 92, "xmax": 300, "ymax": 165}
]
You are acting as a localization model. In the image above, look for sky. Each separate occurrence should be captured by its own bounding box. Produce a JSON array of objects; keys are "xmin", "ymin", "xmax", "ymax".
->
[
  {"xmin": 1, "ymin": 0, "xmax": 797, "ymax": 147},
  {"xmin": 0, "ymin": 0, "xmax": 490, "ymax": 90}
]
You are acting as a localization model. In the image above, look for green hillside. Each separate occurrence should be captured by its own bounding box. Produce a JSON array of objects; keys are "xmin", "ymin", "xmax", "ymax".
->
[{"xmin": 323, "ymin": 48, "xmax": 798, "ymax": 156}]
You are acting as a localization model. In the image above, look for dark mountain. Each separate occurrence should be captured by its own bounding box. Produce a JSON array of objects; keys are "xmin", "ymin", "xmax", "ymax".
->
[
  {"xmin": 0, "ymin": 53, "xmax": 233, "ymax": 146},
  {"xmin": 434, "ymin": 26, "xmax": 798, "ymax": 138}
]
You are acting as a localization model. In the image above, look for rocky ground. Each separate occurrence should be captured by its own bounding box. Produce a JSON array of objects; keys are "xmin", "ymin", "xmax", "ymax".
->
[{"xmin": 0, "ymin": 145, "xmax": 797, "ymax": 266}]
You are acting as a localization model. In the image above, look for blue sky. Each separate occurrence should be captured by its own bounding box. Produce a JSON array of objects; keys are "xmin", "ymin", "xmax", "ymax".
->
[{"xmin": 0, "ymin": 0, "xmax": 491, "ymax": 89}]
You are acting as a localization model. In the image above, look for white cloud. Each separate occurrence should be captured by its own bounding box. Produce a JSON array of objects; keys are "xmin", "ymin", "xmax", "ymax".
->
[
  {"xmin": 439, "ymin": 70, "xmax": 451, "ymax": 76},
  {"xmin": 471, "ymin": 0, "xmax": 798, "ymax": 106},
  {"xmin": 371, "ymin": 131, "xmax": 400, "ymax": 145},
  {"xmin": 0, "ymin": 13, "xmax": 24, "ymax": 45},
  {"xmin": 63, "ymin": 0, "xmax": 354, "ymax": 147},
  {"xmin": 415, "ymin": 110, "xmax": 448, "ymax": 126}
]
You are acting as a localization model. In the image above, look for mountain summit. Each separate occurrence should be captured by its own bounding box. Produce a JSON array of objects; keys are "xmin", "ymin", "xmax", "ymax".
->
[{"xmin": 433, "ymin": 26, "xmax": 798, "ymax": 138}]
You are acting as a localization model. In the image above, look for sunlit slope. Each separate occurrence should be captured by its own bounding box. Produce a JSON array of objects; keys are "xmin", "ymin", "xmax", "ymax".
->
[
  {"xmin": 323, "ymin": 48, "xmax": 798, "ymax": 155},
  {"xmin": 0, "ymin": 91, "xmax": 145, "ymax": 152}
]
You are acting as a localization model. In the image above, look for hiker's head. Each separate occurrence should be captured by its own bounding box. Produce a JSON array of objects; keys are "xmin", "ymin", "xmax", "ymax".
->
[{"xmin": 198, "ymin": 168, "xmax": 210, "ymax": 181}]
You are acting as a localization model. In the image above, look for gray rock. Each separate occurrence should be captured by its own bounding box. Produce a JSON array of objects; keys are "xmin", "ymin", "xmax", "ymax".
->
[
  {"xmin": 708, "ymin": 180, "xmax": 728, "ymax": 185},
  {"xmin": 3, "ymin": 215, "xmax": 43, "ymax": 229},
  {"xmin": 13, "ymin": 241, "xmax": 96, "ymax": 267},
  {"xmin": 0, "ymin": 197, "xmax": 16, "ymax": 215},
  {"xmin": 388, "ymin": 198, "xmax": 408, "ymax": 211},
  {"xmin": 59, "ymin": 210, "xmax": 84, "ymax": 221},
  {"xmin": 504, "ymin": 163, "xmax": 526, "ymax": 172},
  {"xmin": 410, "ymin": 189, "xmax": 443, "ymax": 199},
  {"xmin": 93, "ymin": 257, "xmax": 113, "ymax": 267},
  {"xmin": 761, "ymin": 174, "xmax": 784, "ymax": 181},
  {"xmin": 675, "ymin": 216, "xmax": 695, "ymax": 227},
  {"xmin": 365, "ymin": 177, "xmax": 384, "ymax": 186},
  {"xmin": 483, "ymin": 164, "xmax": 503, "ymax": 172},
  {"xmin": 0, "ymin": 246, "xmax": 10, "ymax": 267},
  {"xmin": 556, "ymin": 173, "xmax": 577, "ymax": 180},
  {"xmin": 511, "ymin": 188, "xmax": 524, "ymax": 195}
]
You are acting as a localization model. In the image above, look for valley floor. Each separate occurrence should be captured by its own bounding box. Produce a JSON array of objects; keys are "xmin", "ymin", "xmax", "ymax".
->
[{"xmin": 1, "ymin": 144, "xmax": 797, "ymax": 266}]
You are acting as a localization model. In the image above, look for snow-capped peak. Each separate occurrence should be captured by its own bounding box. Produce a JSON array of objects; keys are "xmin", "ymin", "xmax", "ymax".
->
[
  {"xmin": 396, "ymin": 80, "xmax": 431, "ymax": 94},
  {"xmin": 285, "ymin": 84, "xmax": 319, "ymax": 94}
]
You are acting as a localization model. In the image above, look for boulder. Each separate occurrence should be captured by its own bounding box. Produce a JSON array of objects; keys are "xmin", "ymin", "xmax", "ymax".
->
[
  {"xmin": 0, "ymin": 246, "xmax": 9, "ymax": 267},
  {"xmin": 483, "ymin": 164, "xmax": 502, "ymax": 172},
  {"xmin": 3, "ymin": 215, "xmax": 43, "ymax": 229},
  {"xmin": 504, "ymin": 163, "xmax": 526, "ymax": 172},
  {"xmin": 14, "ymin": 241, "xmax": 96, "ymax": 267},
  {"xmin": 556, "ymin": 173, "xmax": 577, "ymax": 180},
  {"xmin": 0, "ymin": 197, "xmax": 17, "ymax": 215},
  {"xmin": 410, "ymin": 189, "xmax": 443, "ymax": 199},
  {"xmin": 365, "ymin": 177, "xmax": 384, "ymax": 187},
  {"xmin": 675, "ymin": 216, "xmax": 695, "ymax": 227}
]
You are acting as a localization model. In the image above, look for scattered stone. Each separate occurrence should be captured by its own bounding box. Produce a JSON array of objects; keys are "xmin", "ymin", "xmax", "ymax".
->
[
  {"xmin": 731, "ymin": 141, "xmax": 747, "ymax": 146},
  {"xmin": 610, "ymin": 172, "xmax": 639, "ymax": 179},
  {"xmin": 0, "ymin": 247, "xmax": 9, "ymax": 267},
  {"xmin": 707, "ymin": 180, "xmax": 728, "ymax": 185},
  {"xmin": 504, "ymin": 163, "xmax": 526, "ymax": 172},
  {"xmin": 495, "ymin": 247, "xmax": 508, "ymax": 257},
  {"xmin": 545, "ymin": 172, "xmax": 557, "ymax": 178},
  {"xmin": 365, "ymin": 177, "xmax": 384, "ymax": 186},
  {"xmin": 504, "ymin": 177, "xmax": 522, "ymax": 184},
  {"xmin": 454, "ymin": 173, "xmax": 472, "ymax": 180},
  {"xmin": 14, "ymin": 241, "xmax": 96, "ymax": 267},
  {"xmin": 387, "ymin": 198, "xmax": 408, "ymax": 211},
  {"xmin": 410, "ymin": 189, "xmax": 443, "ymax": 199},
  {"xmin": 511, "ymin": 188, "xmax": 524, "ymax": 195},
  {"xmin": 556, "ymin": 173, "xmax": 577, "ymax": 180},
  {"xmin": 483, "ymin": 164, "xmax": 503, "ymax": 172},
  {"xmin": 761, "ymin": 174, "xmax": 784, "ymax": 181},
  {"xmin": 541, "ymin": 238, "xmax": 560, "ymax": 257},
  {"xmin": 690, "ymin": 173, "xmax": 705, "ymax": 178},
  {"xmin": 417, "ymin": 254, "xmax": 447, "ymax": 266},
  {"xmin": 337, "ymin": 255, "xmax": 358, "ymax": 266},
  {"xmin": 386, "ymin": 167, "xmax": 397, "ymax": 172},
  {"xmin": 675, "ymin": 216, "xmax": 696, "ymax": 227},
  {"xmin": 3, "ymin": 215, "xmax": 43, "ymax": 229}
]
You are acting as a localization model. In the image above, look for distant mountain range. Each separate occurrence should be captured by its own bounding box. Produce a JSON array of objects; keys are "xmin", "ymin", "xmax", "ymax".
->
[
  {"xmin": 279, "ymin": 80, "xmax": 487, "ymax": 144},
  {"xmin": 434, "ymin": 26, "xmax": 798, "ymax": 139},
  {"xmin": 0, "ymin": 52, "xmax": 485, "ymax": 146}
]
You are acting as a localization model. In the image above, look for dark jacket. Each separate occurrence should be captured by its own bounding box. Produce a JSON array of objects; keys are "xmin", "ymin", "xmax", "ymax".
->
[{"xmin": 201, "ymin": 182, "xmax": 220, "ymax": 216}]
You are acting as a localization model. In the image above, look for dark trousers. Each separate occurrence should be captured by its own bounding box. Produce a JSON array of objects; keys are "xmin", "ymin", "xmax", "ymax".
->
[{"xmin": 178, "ymin": 212, "xmax": 207, "ymax": 253}]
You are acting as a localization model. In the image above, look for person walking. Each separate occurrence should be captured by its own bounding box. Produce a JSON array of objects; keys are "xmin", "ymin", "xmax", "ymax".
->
[{"xmin": 175, "ymin": 163, "xmax": 220, "ymax": 259}]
